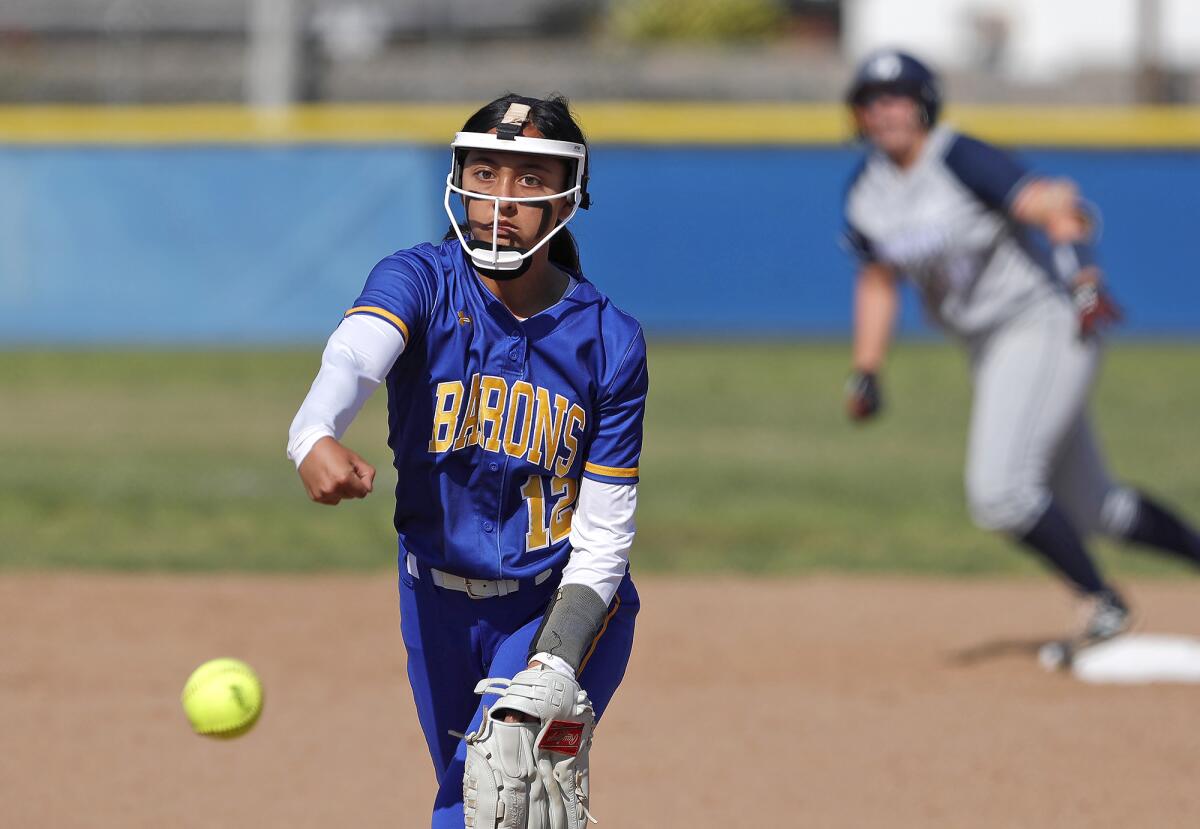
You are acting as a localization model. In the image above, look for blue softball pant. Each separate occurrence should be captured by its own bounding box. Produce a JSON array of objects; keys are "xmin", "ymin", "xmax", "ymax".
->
[{"xmin": 397, "ymin": 559, "xmax": 639, "ymax": 829}]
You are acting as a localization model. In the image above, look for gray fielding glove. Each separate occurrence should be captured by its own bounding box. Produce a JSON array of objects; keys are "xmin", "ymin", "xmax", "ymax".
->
[{"xmin": 463, "ymin": 667, "xmax": 597, "ymax": 829}]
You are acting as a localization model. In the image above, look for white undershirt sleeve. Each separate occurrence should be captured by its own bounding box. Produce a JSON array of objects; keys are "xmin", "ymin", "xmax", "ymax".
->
[
  {"xmin": 286, "ymin": 314, "xmax": 406, "ymax": 468},
  {"xmin": 532, "ymin": 479, "xmax": 636, "ymax": 674},
  {"xmin": 559, "ymin": 478, "xmax": 638, "ymax": 607}
]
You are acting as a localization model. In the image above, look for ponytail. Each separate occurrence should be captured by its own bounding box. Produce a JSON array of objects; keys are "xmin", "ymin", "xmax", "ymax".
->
[{"xmin": 548, "ymin": 228, "xmax": 581, "ymax": 272}]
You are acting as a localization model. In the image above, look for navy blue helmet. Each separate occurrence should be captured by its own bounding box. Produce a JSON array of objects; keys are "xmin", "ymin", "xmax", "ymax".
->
[{"xmin": 846, "ymin": 50, "xmax": 941, "ymax": 126}]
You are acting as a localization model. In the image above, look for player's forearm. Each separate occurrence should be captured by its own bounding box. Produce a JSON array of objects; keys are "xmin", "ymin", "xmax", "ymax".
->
[
  {"xmin": 1011, "ymin": 178, "xmax": 1091, "ymax": 244},
  {"xmin": 528, "ymin": 479, "xmax": 636, "ymax": 674},
  {"xmin": 286, "ymin": 314, "xmax": 404, "ymax": 467},
  {"xmin": 560, "ymin": 478, "xmax": 637, "ymax": 606},
  {"xmin": 852, "ymin": 265, "xmax": 899, "ymax": 373},
  {"xmin": 1011, "ymin": 177, "xmax": 1108, "ymax": 289}
]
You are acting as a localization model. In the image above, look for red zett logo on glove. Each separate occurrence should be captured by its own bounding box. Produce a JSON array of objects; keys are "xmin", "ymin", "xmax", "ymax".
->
[{"xmin": 538, "ymin": 721, "xmax": 585, "ymax": 755}]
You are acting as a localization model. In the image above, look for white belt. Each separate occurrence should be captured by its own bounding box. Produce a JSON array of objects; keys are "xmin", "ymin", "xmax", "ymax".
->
[{"xmin": 408, "ymin": 552, "xmax": 552, "ymax": 599}]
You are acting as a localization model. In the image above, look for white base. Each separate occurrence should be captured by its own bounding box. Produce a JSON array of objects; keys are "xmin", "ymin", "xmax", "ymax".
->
[{"xmin": 1064, "ymin": 634, "xmax": 1200, "ymax": 684}]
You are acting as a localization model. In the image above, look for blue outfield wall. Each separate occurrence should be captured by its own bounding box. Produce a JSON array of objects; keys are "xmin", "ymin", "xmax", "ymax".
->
[{"xmin": 0, "ymin": 143, "xmax": 1197, "ymax": 344}]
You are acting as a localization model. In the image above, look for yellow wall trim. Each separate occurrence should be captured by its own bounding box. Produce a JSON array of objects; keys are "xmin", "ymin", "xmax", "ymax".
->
[{"xmin": 1, "ymin": 103, "xmax": 1198, "ymax": 147}]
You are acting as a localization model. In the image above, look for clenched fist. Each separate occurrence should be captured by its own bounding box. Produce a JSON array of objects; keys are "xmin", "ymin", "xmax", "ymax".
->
[{"xmin": 297, "ymin": 436, "xmax": 375, "ymax": 505}]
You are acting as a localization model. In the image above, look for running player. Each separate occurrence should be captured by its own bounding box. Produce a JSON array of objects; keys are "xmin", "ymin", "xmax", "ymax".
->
[
  {"xmin": 287, "ymin": 94, "xmax": 646, "ymax": 827},
  {"xmin": 841, "ymin": 50, "xmax": 1200, "ymax": 650}
]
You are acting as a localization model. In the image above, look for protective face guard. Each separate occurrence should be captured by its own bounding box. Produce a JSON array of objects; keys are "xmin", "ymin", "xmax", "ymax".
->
[{"xmin": 444, "ymin": 130, "xmax": 588, "ymax": 278}]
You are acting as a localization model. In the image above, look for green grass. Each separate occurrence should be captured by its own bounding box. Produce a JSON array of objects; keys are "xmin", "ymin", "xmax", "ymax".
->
[{"xmin": 2, "ymin": 343, "xmax": 1198, "ymax": 576}]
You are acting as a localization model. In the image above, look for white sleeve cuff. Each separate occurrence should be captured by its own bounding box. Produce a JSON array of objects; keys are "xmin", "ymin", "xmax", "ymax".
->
[
  {"xmin": 529, "ymin": 652, "xmax": 576, "ymax": 677},
  {"xmin": 289, "ymin": 426, "xmax": 336, "ymax": 468},
  {"xmin": 286, "ymin": 314, "xmax": 405, "ymax": 468},
  {"xmin": 560, "ymin": 478, "xmax": 637, "ymax": 606}
]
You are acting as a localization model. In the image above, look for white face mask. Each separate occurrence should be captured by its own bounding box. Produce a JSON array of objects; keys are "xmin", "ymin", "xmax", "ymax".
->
[{"xmin": 443, "ymin": 123, "xmax": 589, "ymax": 279}]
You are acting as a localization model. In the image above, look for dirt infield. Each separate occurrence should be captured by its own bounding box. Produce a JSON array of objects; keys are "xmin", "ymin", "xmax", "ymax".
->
[{"xmin": 5, "ymin": 573, "xmax": 1200, "ymax": 828}]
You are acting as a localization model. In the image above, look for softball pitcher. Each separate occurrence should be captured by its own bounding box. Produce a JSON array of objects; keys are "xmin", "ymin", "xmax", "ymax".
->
[
  {"xmin": 287, "ymin": 94, "xmax": 646, "ymax": 828},
  {"xmin": 841, "ymin": 50, "xmax": 1200, "ymax": 649}
]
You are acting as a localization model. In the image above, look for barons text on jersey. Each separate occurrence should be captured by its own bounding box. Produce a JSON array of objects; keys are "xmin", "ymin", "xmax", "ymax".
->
[
  {"xmin": 428, "ymin": 373, "xmax": 586, "ymax": 479},
  {"xmin": 345, "ymin": 238, "xmax": 648, "ymax": 582}
]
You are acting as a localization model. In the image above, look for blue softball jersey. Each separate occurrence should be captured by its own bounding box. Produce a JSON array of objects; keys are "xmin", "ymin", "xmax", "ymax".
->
[{"xmin": 344, "ymin": 237, "xmax": 648, "ymax": 582}]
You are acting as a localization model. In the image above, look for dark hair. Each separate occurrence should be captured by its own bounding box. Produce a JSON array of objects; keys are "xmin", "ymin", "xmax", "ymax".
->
[{"xmin": 444, "ymin": 92, "xmax": 588, "ymax": 272}]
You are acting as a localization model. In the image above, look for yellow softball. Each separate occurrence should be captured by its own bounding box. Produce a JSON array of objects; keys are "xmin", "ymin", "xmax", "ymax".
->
[{"xmin": 181, "ymin": 658, "xmax": 264, "ymax": 739}]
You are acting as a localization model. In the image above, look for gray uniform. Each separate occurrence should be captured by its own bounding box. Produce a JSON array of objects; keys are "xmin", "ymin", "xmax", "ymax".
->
[{"xmin": 844, "ymin": 126, "xmax": 1137, "ymax": 539}]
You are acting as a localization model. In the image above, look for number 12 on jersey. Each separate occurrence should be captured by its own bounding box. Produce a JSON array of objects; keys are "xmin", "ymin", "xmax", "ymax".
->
[{"xmin": 521, "ymin": 475, "xmax": 578, "ymax": 552}]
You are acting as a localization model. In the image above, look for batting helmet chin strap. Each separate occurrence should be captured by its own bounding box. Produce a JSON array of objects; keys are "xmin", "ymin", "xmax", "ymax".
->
[{"xmin": 443, "ymin": 103, "xmax": 589, "ymax": 280}]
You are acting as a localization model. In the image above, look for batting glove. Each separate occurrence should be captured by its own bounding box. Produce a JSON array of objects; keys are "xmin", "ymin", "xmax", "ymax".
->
[
  {"xmin": 845, "ymin": 370, "xmax": 882, "ymax": 421},
  {"xmin": 1071, "ymin": 270, "xmax": 1122, "ymax": 339}
]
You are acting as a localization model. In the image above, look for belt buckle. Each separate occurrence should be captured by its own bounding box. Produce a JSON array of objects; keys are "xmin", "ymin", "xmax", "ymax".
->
[{"xmin": 463, "ymin": 578, "xmax": 492, "ymax": 600}]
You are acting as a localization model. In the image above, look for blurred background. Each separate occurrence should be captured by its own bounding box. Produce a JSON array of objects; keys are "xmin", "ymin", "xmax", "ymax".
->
[
  {"xmin": 2, "ymin": 0, "xmax": 1199, "ymax": 342},
  {"xmin": 2, "ymin": 0, "xmax": 1198, "ymax": 105},
  {"xmin": 1, "ymin": 0, "xmax": 1197, "ymax": 572},
  {"xmin": 5, "ymin": 9, "xmax": 1199, "ymax": 826}
]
